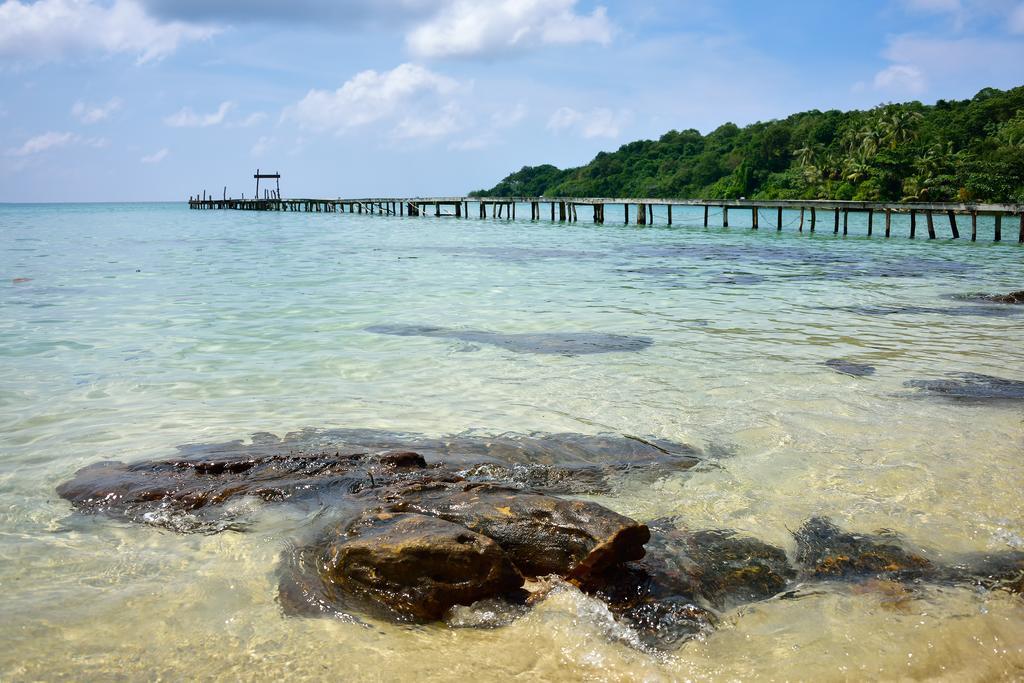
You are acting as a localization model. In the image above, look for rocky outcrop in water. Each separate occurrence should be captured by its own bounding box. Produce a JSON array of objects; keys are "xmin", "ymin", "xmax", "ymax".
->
[
  {"xmin": 56, "ymin": 429, "xmax": 1024, "ymax": 651},
  {"xmin": 904, "ymin": 372, "xmax": 1024, "ymax": 402}
]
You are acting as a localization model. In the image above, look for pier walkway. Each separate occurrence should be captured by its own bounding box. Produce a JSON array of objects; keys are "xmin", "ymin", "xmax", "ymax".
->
[{"xmin": 188, "ymin": 195, "xmax": 1024, "ymax": 243}]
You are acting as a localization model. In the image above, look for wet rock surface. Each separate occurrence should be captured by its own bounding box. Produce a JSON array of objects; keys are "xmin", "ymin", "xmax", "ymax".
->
[
  {"xmin": 904, "ymin": 373, "xmax": 1024, "ymax": 402},
  {"xmin": 794, "ymin": 517, "xmax": 934, "ymax": 582},
  {"xmin": 950, "ymin": 290, "xmax": 1024, "ymax": 305},
  {"xmin": 302, "ymin": 512, "xmax": 525, "ymax": 622},
  {"xmin": 823, "ymin": 359, "xmax": 877, "ymax": 377},
  {"xmin": 365, "ymin": 324, "xmax": 654, "ymax": 355},
  {"xmin": 57, "ymin": 431, "xmax": 1024, "ymax": 651}
]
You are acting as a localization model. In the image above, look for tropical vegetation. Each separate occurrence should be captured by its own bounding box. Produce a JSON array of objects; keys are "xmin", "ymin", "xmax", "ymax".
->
[{"xmin": 471, "ymin": 86, "xmax": 1024, "ymax": 203}]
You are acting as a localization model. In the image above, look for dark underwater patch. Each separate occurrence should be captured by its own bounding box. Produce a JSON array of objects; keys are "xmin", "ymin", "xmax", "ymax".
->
[
  {"xmin": 946, "ymin": 291, "xmax": 1024, "ymax": 305},
  {"xmin": 366, "ymin": 324, "xmax": 654, "ymax": 355},
  {"xmin": 823, "ymin": 359, "xmax": 876, "ymax": 377},
  {"xmin": 904, "ymin": 373, "xmax": 1024, "ymax": 401}
]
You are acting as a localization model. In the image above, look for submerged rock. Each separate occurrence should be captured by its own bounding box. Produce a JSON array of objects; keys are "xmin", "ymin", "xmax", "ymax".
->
[
  {"xmin": 823, "ymin": 359, "xmax": 876, "ymax": 377},
  {"xmin": 794, "ymin": 517, "xmax": 934, "ymax": 582},
  {"xmin": 57, "ymin": 430, "xmax": 1024, "ymax": 651},
  {"xmin": 950, "ymin": 290, "xmax": 1024, "ymax": 305},
  {"xmin": 366, "ymin": 324, "xmax": 654, "ymax": 355},
  {"xmin": 904, "ymin": 373, "xmax": 1024, "ymax": 402}
]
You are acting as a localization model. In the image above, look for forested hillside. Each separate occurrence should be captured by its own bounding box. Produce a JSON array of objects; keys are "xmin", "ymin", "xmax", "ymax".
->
[{"xmin": 471, "ymin": 86, "xmax": 1024, "ymax": 203}]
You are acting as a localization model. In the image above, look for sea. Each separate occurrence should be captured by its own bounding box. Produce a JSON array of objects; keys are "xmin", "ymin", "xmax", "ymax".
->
[{"xmin": 2, "ymin": 201, "xmax": 1023, "ymax": 680}]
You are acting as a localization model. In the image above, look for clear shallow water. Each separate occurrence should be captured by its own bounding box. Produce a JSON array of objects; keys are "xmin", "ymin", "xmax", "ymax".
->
[{"xmin": 2, "ymin": 202, "xmax": 1023, "ymax": 681}]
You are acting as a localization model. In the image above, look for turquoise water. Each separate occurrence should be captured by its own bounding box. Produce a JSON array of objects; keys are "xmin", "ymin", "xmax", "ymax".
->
[{"xmin": 2, "ymin": 202, "xmax": 1023, "ymax": 680}]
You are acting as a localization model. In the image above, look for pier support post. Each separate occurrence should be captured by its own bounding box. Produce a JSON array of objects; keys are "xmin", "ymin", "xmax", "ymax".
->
[
  {"xmin": 624, "ymin": 203, "xmax": 629, "ymax": 225},
  {"xmin": 668, "ymin": 205, "xmax": 672, "ymax": 226},
  {"xmin": 751, "ymin": 207, "xmax": 758, "ymax": 230},
  {"xmin": 1019, "ymin": 213, "xmax": 1024, "ymax": 243},
  {"xmin": 703, "ymin": 205, "xmax": 709, "ymax": 227},
  {"xmin": 971, "ymin": 211, "xmax": 977, "ymax": 241},
  {"xmin": 885, "ymin": 209, "xmax": 891, "ymax": 238},
  {"xmin": 995, "ymin": 214, "xmax": 1002, "ymax": 242},
  {"xmin": 551, "ymin": 202, "xmax": 555, "ymax": 221},
  {"xmin": 910, "ymin": 210, "xmax": 916, "ymax": 238},
  {"xmin": 867, "ymin": 209, "xmax": 873, "ymax": 236},
  {"xmin": 799, "ymin": 207, "xmax": 804, "ymax": 232},
  {"xmin": 777, "ymin": 206, "xmax": 783, "ymax": 231},
  {"xmin": 559, "ymin": 201, "xmax": 566, "ymax": 222},
  {"xmin": 926, "ymin": 210, "xmax": 936, "ymax": 239},
  {"xmin": 638, "ymin": 203, "xmax": 646, "ymax": 225},
  {"xmin": 945, "ymin": 210, "xmax": 958, "ymax": 239},
  {"xmin": 810, "ymin": 207, "xmax": 816, "ymax": 232},
  {"xmin": 834, "ymin": 208, "xmax": 840, "ymax": 234},
  {"xmin": 843, "ymin": 210, "xmax": 849, "ymax": 236},
  {"xmin": 723, "ymin": 206, "xmax": 729, "ymax": 227}
]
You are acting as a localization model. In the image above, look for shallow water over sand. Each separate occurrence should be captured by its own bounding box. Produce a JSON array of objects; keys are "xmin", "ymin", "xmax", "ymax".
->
[{"xmin": 2, "ymin": 202, "xmax": 1023, "ymax": 680}]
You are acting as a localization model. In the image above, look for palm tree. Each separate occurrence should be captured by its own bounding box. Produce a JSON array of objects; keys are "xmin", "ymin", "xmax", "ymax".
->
[{"xmin": 882, "ymin": 110, "xmax": 923, "ymax": 150}]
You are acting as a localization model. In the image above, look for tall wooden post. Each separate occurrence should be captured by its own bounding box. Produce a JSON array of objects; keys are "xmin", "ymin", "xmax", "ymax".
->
[
  {"xmin": 843, "ymin": 210, "xmax": 848, "ymax": 235},
  {"xmin": 926, "ymin": 210, "xmax": 936, "ymax": 239},
  {"xmin": 751, "ymin": 207, "xmax": 758, "ymax": 230},
  {"xmin": 910, "ymin": 210, "xmax": 916, "ymax": 238},
  {"xmin": 723, "ymin": 206, "xmax": 729, "ymax": 227},
  {"xmin": 971, "ymin": 211, "xmax": 977, "ymax": 241},
  {"xmin": 777, "ymin": 206, "xmax": 783, "ymax": 231},
  {"xmin": 885, "ymin": 209, "xmax": 891, "ymax": 237},
  {"xmin": 799, "ymin": 207, "xmax": 805, "ymax": 232},
  {"xmin": 834, "ymin": 208, "xmax": 840, "ymax": 234},
  {"xmin": 703, "ymin": 205, "xmax": 709, "ymax": 227},
  {"xmin": 668, "ymin": 204, "xmax": 672, "ymax": 226},
  {"xmin": 624, "ymin": 203, "xmax": 629, "ymax": 224},
  {"xmin": 1019, "ymin": 213, "xmax": 1024, "ymax": 243},
  {"xmin": 867, "ymin": 209, "xmax": 873, "ymax": 236},
  {"xmin": 994, "ymin": 214, "xmax": 1002, "ymax": 242},
  {"xmin": 559, "ymin": 201, "xmax": 566, "ymax": 222},
  {"xmin": 810, "ymin": 207, "xmax": 816, "ymax": 232}
]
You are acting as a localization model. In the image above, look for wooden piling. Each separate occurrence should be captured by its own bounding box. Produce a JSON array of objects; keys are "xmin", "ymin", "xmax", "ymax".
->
[
  {"xmin": 810, "ymin": 207, "xmax": 816, "ymax": 232},
  {"xmin": 995, "ymin": 214, "xmax": 1002, "ymax": 241},
  {"xmin": 971, "ymin": 211, "xmax": 977, "ymax": 241},
  {"xmin": 668, "ymin": 204, "xmax": 672, "ymax": 226},
  {"xmin": 751, "ymin": 206, "xmax": 758, "ymax": 230},
  {"xmin": 703, "ymin": 206, "xmax": 709, "ymax": 227},
  {"xmin": 910, "ymin": 210, "xmax": 916, "ymax": 238},
  {"xmin": 624, "ymin": 203, "xmax": 629, "ymax": 224},
  {"xmin": 777, "ymin": 206, "xmax": 783, "ymax": 231},
  {"xmin": 926, "ymin": 210, "xmax": 936, "ymax": 239},
  {"xmin": 799, "ymin": 207, "xmax": 804, "ymax": 232},
  {"xmin": 867, "ymin": 209, "xmax": 873, "ymax": 236},
  {"xmin": 843, "ymin": 209, "xmax": 848, "ymax": 236},
  {"xmin": 834, "ymin": 208, "xmax": 840, "ymax": 234},
  {"xmin": 723, "ymin": 206, "xmax": 729, "ymax": 227}
]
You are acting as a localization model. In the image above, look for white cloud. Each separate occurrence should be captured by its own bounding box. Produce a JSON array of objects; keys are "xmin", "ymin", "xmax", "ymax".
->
[
  {"xmin": 492, "ymin": 102, "xmax": 527, "ymax": 128},
  {"xmin": 873, "ymin": 64, "xmax": 927, "ymax": 95},
  {"xmin": 71, "ymin": 97, "xmax": 122, "ymax": 124},
  {"xmin": 407, "ymin": 0, "xmax": 612, "ymax": 58},
  {"xmin": 4, "ymin": 130, "xmax": 108, "ymax": 157},
  {"xmin": 0, "ymin": 0, "xmax": 219, "ymax": 64},
  {"xmin": 7, "ymin": 130, "xmax": 74, "ymax": 156},
  {"xmin": 140, "ymin": 147, "xmax": 168, "ymax": 163},
  {"xmin": 394, "ymin": 102, "xmax": 464, "ymax": 139},
  {"xmin": 250, "ymin": 136, "xmax": 274, "ymax": 157},
  {"xmin": 284, "ymin": 63, "xmax": 459, "ymax": 135},
  {"xmin": 547, "ymin": 106, "xmax": 627, "ymax": 138},
  {"xmin": 1011, "ymin": 2, "xmax": 1024, "ymax": 32},
  {"xmin": 238, "ymin": 111, "xmax": 267, "ymax": 127},
  {"xmin": 164, "ymin": 100, "xmax": 233, "ymax": 127}
]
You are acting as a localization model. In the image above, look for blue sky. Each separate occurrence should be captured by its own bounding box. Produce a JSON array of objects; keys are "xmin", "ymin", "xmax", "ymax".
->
[{"xmin": 1, "ymin": 0, "xmax": 1023, "ymax": 202}]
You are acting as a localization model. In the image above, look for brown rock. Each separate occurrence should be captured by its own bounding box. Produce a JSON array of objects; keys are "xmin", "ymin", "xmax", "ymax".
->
[
  {"xmin": 317, "ymin": 512, "xmax": 524, "ymax": 622},
  {"xmin": 383, "ymin": 481, "xmax": 649, "ymax": 584}
]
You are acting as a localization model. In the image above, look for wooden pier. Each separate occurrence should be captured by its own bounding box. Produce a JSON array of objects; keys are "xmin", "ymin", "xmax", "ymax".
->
[{"xmin": 188, "ymin": 195, "xmax": 1024, "ymax": 243}]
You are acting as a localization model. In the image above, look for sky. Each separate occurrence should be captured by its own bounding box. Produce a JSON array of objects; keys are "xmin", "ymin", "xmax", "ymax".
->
[{"xmin": 1, "ymin": 0, "xmax": 1023, "ymax": 202}]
